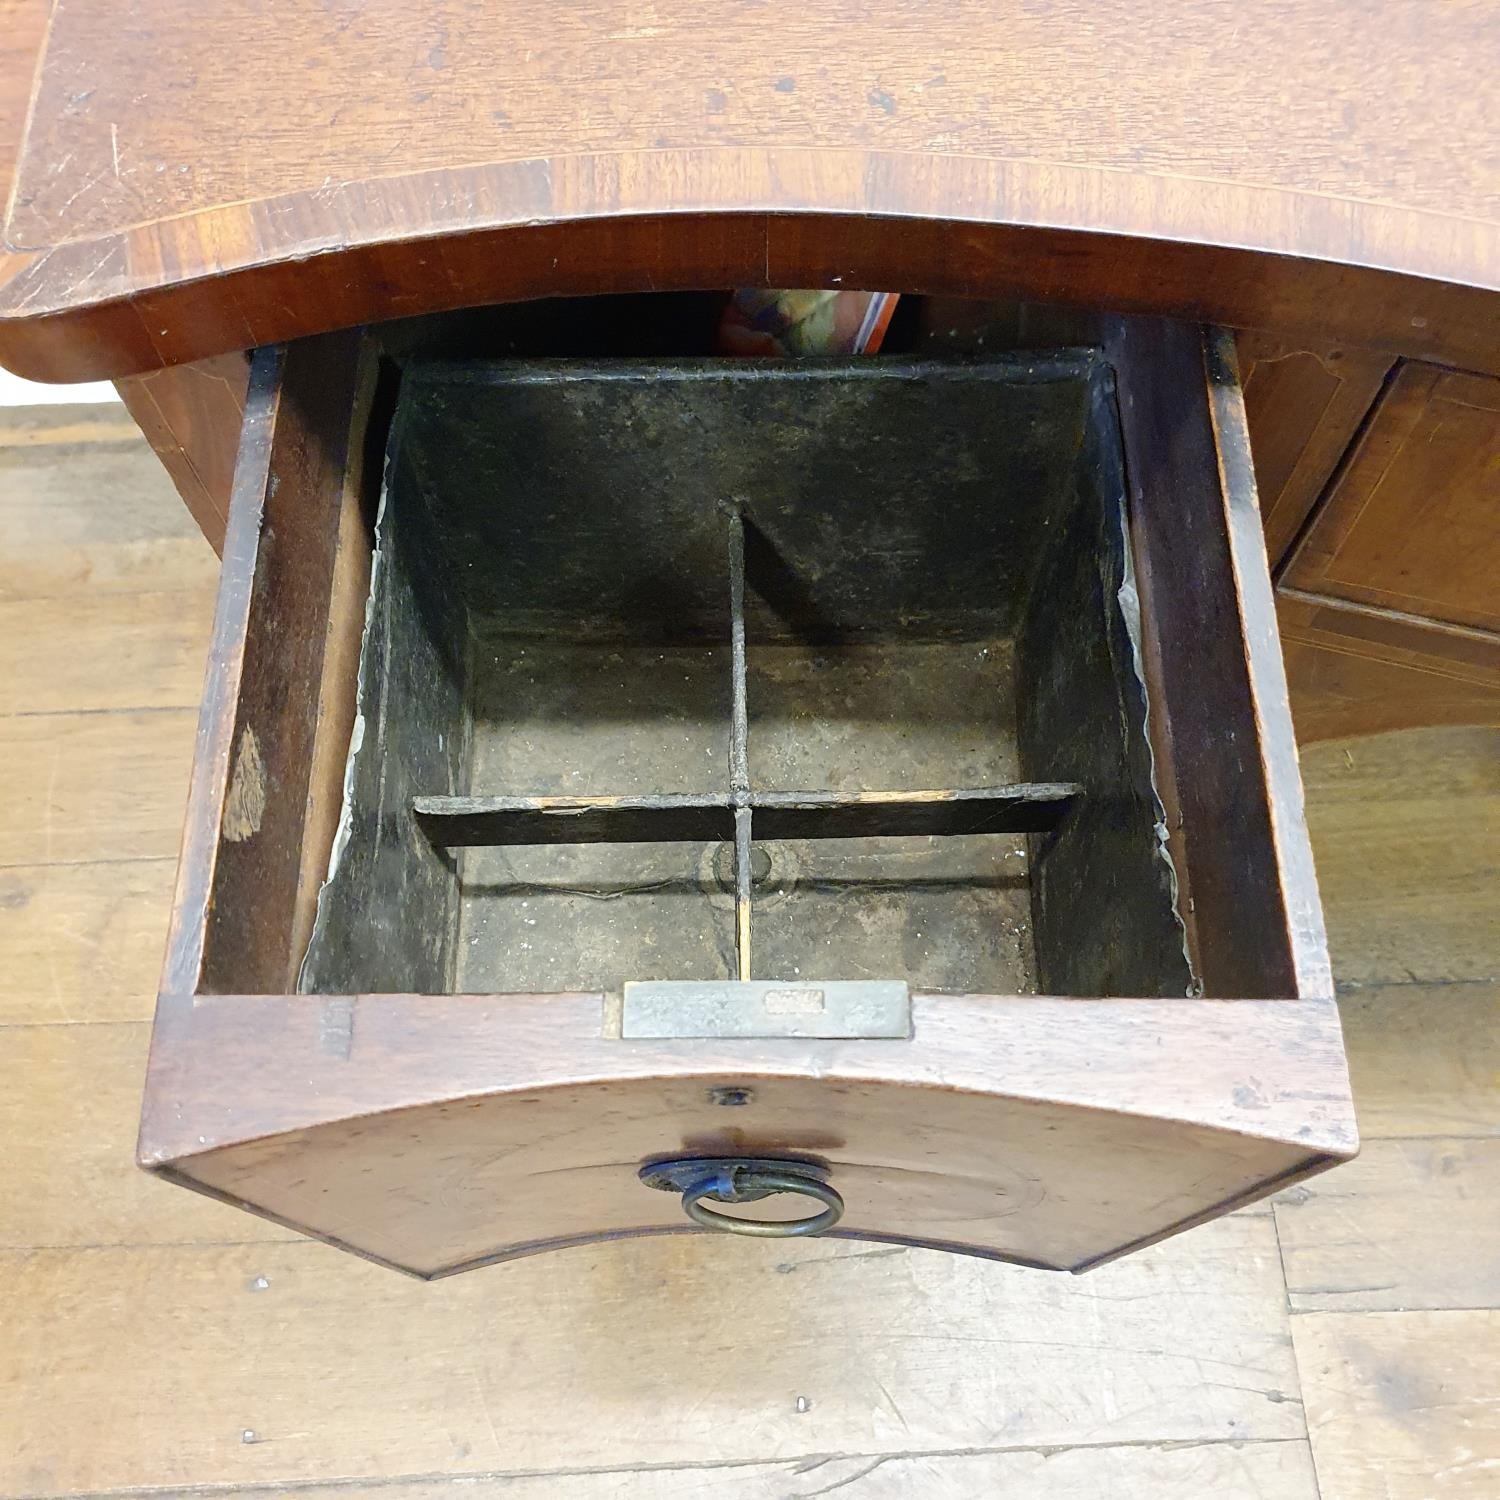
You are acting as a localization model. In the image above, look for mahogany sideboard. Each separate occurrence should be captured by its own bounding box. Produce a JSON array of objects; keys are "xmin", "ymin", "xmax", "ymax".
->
[
  {"xmin": 4, "ymin": 0, "xmax": 1496, "ymax": 742},
  {"xmin": 1, "ymin": 0, "xmax": 1495, "ymax": 1272}
]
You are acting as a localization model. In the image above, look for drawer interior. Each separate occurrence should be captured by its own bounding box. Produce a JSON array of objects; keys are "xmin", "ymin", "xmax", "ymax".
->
[
  {"xmin": 298, "ymin": 356, "xmax": 1194, "ymax": 999},
  {"xmin": 148, "ymin": 316, "xmax": 1349, "ymax": 1279}
]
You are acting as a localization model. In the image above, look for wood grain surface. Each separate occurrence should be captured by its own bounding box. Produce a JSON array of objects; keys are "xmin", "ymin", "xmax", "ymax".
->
[
  {"xmin": 84, "ymin": 1450, "xmax": 1317, "ymax": 1500},
  {"xmin": 1109, "ymin": 322, "xmax": 1331, "ymax": 998},
  {"xmin": 143, "ymin": 987, "xmax": 1353, "ymax": 1278},
  {"xmin": 1285, "ymin": 365, "xmax": 1500, "ymax": 634},
  {"xmin": 0, "ymin": 1221, "xmax": 1309, "ymax": 1494},
  {"xmin": 1294, "ymin": 1311, "xmax": 1500, "ymax": 1499},
  {"xmin": 0, "ymin": 400, "xmax": 214, "ymax": 599},
  {"xmin": 0, "ymin": 0, "xmax": 45, "ymax": 224},
  {"xmin": 1336, "ymin": 983, "xmax": 1500, "ymax": 1141},
  {"xmin": 4, "ymin": 417, "xmax": 1498, "ymax": 1497},
  {"xmin": 0, "ymin": 587, "xmax": 215, "ymax": 711},
  {"xmin": 0, "ymin": 1, "xmax": 1497, "ymax": 380},
  {"xmin": 113, "ymin": 352, "xmax": 251, "ymax": 554},
  {"xmin": 1276, "ymin": 1137, "xmax": 1500, "ymax": 1313},
  {"xmin": 1235, "ymin": 332, "xmax": 1393, "ymax": 571},
  {"xmin": 0, "ymin": 707, "xmax": 199, "ymax": 866},
  {"xmin": 1299, "ymin": 725, "xmax": 1500, "ymax": 987},
  {"xmin": 0, "ymin": 1022, "xmax": 294, "ymax": 1249},
  {"xmin": 0, "ymin": 859, "xmax": 177, "ymax": 1024},
  {"xmin": 1279, "ymin": 591, "xmax": 1500, "ymax": 742}
]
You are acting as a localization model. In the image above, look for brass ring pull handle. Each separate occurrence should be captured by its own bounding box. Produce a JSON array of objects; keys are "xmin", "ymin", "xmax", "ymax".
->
[
  {"xmin": 639, "ymin": 1156, "xmax": 844, "ymax": 1238},
  {"xmin": 683, "ymin": 1166, "xmax": 844, "ymax": 1237}
]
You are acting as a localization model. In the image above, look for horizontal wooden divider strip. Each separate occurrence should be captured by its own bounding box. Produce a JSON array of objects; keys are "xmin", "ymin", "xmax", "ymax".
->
[
  {"xmin": 415, "ymin": 792, "xmax": 732, "ymax": 846},
  {"xmin": 751, "ymin": 784, "xmax": 1080, "ymax": 840},
  {"xmin": 414, "ymin": 783, "xmax": 1081, "ymax": 846}
]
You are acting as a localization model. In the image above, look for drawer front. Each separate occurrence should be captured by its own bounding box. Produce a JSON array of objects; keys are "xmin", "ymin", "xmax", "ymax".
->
[
  {"xmin": 140, "ymin": 319, "xmax": 1354, "ymax": 1278},
  {"xmin": 1284, "ymin": 363, "xmax": 1500, "ymax": 633},
  {"xmin": 145, "ymin": 988, "xmax": 1351, "ymax": 1279}
]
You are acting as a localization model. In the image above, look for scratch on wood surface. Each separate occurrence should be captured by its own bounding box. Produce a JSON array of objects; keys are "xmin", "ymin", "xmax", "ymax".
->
[
  {"xmin": 221, "ymin": 725, "xmax": 266, "ymax": 842},
  {"xmin": 800, "ymin": 1456, "xmax": 889, "ymax": 1495},
  {"xmin": 317, "ymin": 995, "xmax": 355, "ymax": 1060}
]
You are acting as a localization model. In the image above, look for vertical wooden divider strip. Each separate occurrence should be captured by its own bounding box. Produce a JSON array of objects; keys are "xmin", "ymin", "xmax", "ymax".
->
[{"xmin": 727, "ymin": 504, "xmax": 753, "ymax": 982}]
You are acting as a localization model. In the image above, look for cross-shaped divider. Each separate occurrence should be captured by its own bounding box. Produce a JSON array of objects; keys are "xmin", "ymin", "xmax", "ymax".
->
[{"xmin": 413, "ymin": 505, "xmax": 1083, "ymax": 983}]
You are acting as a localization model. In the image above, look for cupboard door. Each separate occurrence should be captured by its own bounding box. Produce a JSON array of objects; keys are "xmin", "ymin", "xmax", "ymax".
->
[
  {"xmin": 114, "ymin": 352, "xmax": 251, "ymax": 556},
  {"xmin": 1235, "ymin": 332, "xmax": 1391, "ymax": 569},
  {"xmin": 1284, "ymin": 364, "xmax": 1500, "ymax": 632},
  {"xmin": 1278, "ymin": 591, "xmax": 1500, "ymax": 743}
]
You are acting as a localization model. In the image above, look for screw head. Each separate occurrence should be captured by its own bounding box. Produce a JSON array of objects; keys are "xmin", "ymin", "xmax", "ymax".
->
[{"xmin": 707, "ymin": 1086, "xmax": 754, "ymax": 1107}]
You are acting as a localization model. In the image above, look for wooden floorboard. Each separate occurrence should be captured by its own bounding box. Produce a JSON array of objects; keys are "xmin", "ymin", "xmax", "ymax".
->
[
  {"xmin": 88, "ymin": 1442, "xmax": 1325, "ymax": 1498},
  {"xmin": 1294, "ymin": 1311, "xmax": 1500, "ymax": 1500},
  {"xmin": 1276, "ymin": 1138, "xmax": 1500, "ymax": 1312},
  {"xmin": 0, "ymin": 589, "xmax": 216, "ymax": 713},
  {"xmin": 0, "ymin": 858, "xmax": 178, "ymax": 1024},
  {"xmin": 0, "ymin": 1022, "xmax": 296, "ymax": 1251},
  {"xmin": 0, "ymin": 405, "xmax": 1496, "ymax": 1498},
  {"xmin": 1301, "ymin": 727, "xmax": 1500, "ymax": 987},
  {"xmin": 0, "ymin": 1220, "xmax": 1304, "ymax": 1494},
  {"xmin": 0, "ymin": 708, "xmax": 201, "ymax": 867},
  {"xmin": 0, "ymin": 404, "xmax": 216, "ymax": 602},
  {"xmin": 1335, "ymin": 980, "xmax": 1500, "ymax": 1140}
]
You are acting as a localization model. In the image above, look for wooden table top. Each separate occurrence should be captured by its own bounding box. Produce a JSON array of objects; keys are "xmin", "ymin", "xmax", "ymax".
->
[{"xmin": 1, "ymin": 0, "xmax": 1496, "ymax": 381}]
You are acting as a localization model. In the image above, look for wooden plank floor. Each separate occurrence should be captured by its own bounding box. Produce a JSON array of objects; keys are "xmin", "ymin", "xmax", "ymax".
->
[{"xmin": 1, "ymin": 406, "xmax": 1496, "ymax": 1499}]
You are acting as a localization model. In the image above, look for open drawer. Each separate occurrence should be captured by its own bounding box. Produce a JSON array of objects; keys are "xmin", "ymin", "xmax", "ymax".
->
[{"xmin": 140, "ymin": 317, "xmax": 1356, "ymax": 1278}]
